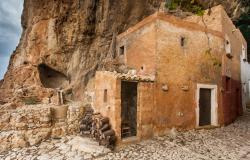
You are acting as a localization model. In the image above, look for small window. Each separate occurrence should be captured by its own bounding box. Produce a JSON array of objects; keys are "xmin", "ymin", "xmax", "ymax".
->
[
  {"xmin": 225, "ymin": 77, "xmax": 231, "ymax": 92},
  {"xmin": 180, "ymin": 37, "xmax": 185, "ymax": 47},
  {"xmin": 242, "ymin": 45, "xmax": 247, "ymax": 61},
  {"xmin": 225, "ymin": 35, "xmax": 231, "ymax": 55},
  {"xmin": 104, "ymin": 89, "xmax": 108, "ymax": 103},
  {"xmin": 119, "ymin": 46, "xmax": 125, "ymax": 56}
]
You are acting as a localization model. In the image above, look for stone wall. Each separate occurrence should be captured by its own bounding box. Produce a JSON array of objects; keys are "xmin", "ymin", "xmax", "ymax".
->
[
  {"xmin": 94, "ymin": 71, "xmax": 156, "ymax": 143},
  {"xmin": 0, "ymin": 103, "xmax": 85, "ymax": 153},
  {"xmin": 94, "ymin": 71, "xmax": 120, "ymax": 139}
]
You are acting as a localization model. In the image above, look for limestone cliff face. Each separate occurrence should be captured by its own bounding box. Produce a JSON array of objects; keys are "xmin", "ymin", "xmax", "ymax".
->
[
  {"xmin": 197, "ymin": 0, "xmax": 249, "ymax": 20},
  {"xmin": 0, "ymin": 0, "xmax": 161, "ymax": 105},
  {"xmin": 0, "ymin": 0, "xmax": 248, "ymax": 106}
]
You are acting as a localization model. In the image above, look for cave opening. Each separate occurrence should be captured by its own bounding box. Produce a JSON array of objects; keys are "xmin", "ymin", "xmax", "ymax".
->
[{"xmin": 38, "ymin": 64, "xmax": 69, "ymax": 89}]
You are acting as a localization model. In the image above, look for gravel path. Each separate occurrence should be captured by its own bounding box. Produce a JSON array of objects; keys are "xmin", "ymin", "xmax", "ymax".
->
[{"xmin": 1, "ymin": 111, "xmax": 250, "ymax": 160}]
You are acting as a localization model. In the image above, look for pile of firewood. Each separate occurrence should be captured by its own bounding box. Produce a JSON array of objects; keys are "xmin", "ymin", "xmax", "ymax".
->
[
  {"xmin": 80, "ymin": 106, "xmax": 94, "ymax": 135},
  {"xmin": 80, "ymin": 111, "xmax": 116, "ymax": 150}
]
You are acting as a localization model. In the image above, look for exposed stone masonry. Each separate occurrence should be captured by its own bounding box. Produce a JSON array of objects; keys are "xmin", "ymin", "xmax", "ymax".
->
[{"xmin": 0, "ymin": 103, "xmax": 85, "ymax": 153}]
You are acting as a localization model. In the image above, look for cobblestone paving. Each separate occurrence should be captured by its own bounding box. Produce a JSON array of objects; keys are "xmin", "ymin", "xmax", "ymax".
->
[
  {"xmin": 99, "ymin": 111, "xmax": 250, "ymax": 160},
  {"xmin": 1, "ymin": 111, "xmax": 250, "ymax": 160}
]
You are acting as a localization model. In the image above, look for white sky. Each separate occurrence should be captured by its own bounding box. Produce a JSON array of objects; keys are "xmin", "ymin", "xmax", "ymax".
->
[{"xmin": 0, "ymin": 0, "xmax": 23, "ymax": 79}]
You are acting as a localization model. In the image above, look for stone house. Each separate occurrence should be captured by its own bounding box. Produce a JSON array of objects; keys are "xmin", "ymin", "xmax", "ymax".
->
[{"xmin": 93, "ymin": 6, "xmax": 247, "ymax": 144}]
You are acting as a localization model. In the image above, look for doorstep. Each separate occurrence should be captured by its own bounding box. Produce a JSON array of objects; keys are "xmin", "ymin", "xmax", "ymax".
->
[
  {"xmin": 116, "ymin": 136, "xmax": 139, "ymax": 148},
  {"xmin": 196, "ymin": 125, "xmax": 220, "ymax": 130}
]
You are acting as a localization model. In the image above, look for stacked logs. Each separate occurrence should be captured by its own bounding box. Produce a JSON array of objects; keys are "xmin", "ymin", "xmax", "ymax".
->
[
  {"xmin": 80, "ymin": 112, "xmax": 116, "ymax": 150},
  {"xmin": 80, "ymin": 106, "xmax": 94, "ymax": 135},
  {"xmin": 91, "ymin": 113, "xmax": 116, "ymax": 150}
]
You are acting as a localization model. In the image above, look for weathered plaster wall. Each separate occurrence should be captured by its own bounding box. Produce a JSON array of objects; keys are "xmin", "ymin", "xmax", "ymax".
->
[
  {"xmin": 221, "ymin": 77, "xmax": 242, "ymax": 125},
  {"xmin": 221, "ymin": 10, "xmax": 243, "ymax": 80},
  {"xmin": 137, "ymin": 82, "xmax": 154, "ymax": 140},
  {"xmin": 94, "ymin": 71, "xmax": 121, "ymax": 139},
  {"xmin": 94, "ymin": 71, "xmax": 155, "ymax": 142},
  {"xmin": 154, "ymin": 18, "xmax": 224, "ymax": 132},
  {"xmin": 117, "ymin": 18, "xmax": 157, "ymax": 76},
  {"xmin": 220, "ymin": 7, "xmax": 246, "ymax": 124},
  {"xmin": 184, "ymin": 5, "xmax": 247, "ymax": 123}
]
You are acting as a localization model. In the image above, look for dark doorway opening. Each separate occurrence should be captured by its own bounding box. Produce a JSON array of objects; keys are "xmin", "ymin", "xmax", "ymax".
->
[
  {"xmin": 199, "ymin": 88, "xmax": 212, "ymax": 126},
  {"xmin": 121, "ymin": 81, "xmax": 137, "ymax": 139}
]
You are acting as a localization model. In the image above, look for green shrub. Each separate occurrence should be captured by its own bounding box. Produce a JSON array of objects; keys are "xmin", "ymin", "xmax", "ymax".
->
[
  {"xmin": 165, "ymin": 0, "xmax": 180, "ymax": 10},
  {"xmin": 165, "ymin": 0, "xmax": 204, "ymax": 16}
]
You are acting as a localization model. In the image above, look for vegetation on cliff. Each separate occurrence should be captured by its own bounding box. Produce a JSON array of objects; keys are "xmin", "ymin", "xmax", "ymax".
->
[{"xmin": 165, "ymin": 0, "xmax": 205, "ymax": 15}]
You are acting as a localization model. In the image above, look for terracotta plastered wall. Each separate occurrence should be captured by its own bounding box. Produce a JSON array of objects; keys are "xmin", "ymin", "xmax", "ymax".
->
[
  {"xmin": 221, "ymin": 77, "xmax": 242, "ymax": 125},
  {"xmin": 221, "ymin": 9, "xmax": 243, "ymax": 81},
  {"xmin": 117, "ymin": 20, "xmax": 157, "ymax": 76},
  {"xmin": 137, "ymin": 82, "xmax": 155, "ymax": 140},
  {"xmin": 220, "ymin": 8, "xmax": 246, "ymax": 124},
  {"xmin": 94, "ymin": 72, "xmax": 122, "ymax": 139},
  {"xmin": 183, "ymin": 5, "xmax": 246, "ymax": 124},
  {"xmin": 154, "ymin": 19, "xmax": 225, "ymax": 131},
  {"xmin": 94, "ymin": 72, "xmax": 158, "ymax": 141},
  {"xmin": 183, "ymin": 5, "xmax": 244, "ymax": 80}
]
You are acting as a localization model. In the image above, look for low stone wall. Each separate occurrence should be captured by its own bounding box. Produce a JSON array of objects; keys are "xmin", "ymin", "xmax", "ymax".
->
[{"xmin": 0, "ymin": 103, "xmax": 85, "ymax": 153}]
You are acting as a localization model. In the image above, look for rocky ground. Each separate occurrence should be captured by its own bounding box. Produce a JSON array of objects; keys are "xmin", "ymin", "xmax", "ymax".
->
[{"xmin": 1, "ymin": 110, "xmax": 250, "ymax": 160}]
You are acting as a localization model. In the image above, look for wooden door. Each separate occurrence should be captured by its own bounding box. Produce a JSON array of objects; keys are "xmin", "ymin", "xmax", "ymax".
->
[
  {"xmin": 199, "ymin": 88, "xmax": 211, "ymax": 126},
  {"xmin": 121, "ymin": 81, "xmax": 138, "ymax": 138}
]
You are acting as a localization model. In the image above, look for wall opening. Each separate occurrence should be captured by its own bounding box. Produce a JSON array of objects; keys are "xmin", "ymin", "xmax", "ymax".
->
[
  {"xmin": 180, "ymin": 36, "xmax": 185, "ymax": 47},
  {"xmin": 38, "ymin": 64, "xmax": 69, "ymax": 89},
  {"xmin": 225, "ymin": 35, "xmax": 232, "ymax": 57},
  {"xmin": 104, "ymin": 89, "xmax": 108, "ymax": 103},
  {"xmin": 119, "ymin": 46, "xmax": 125, "ymax": 56},
  {"xmin": 242, "ymin": 45, "xmax": 247, "ymax": 61},
  {"xmin": 121, "ymin": 81, "xmax": 137, "ymax": 139},
  {"xmin": 225, "ymin": 77, "xmax": 231, "ymax": 92}
]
